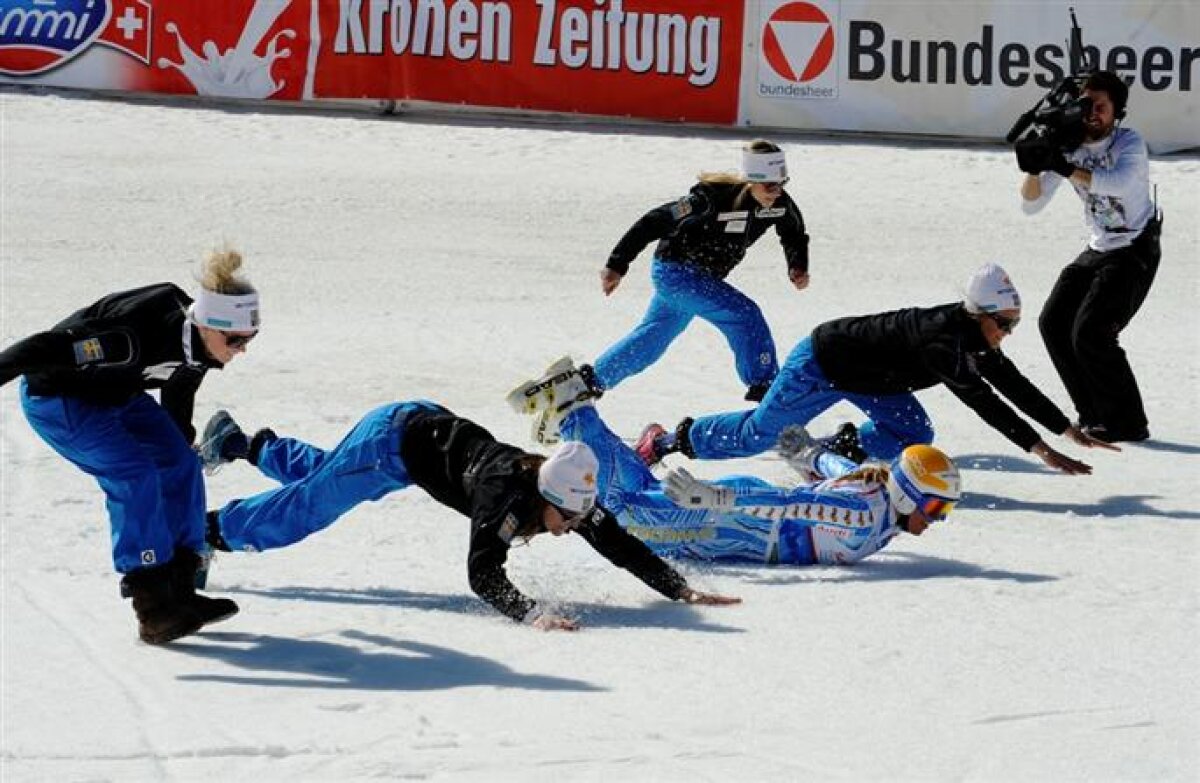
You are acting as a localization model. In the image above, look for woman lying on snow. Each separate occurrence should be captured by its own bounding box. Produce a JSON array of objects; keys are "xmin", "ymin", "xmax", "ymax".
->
[{"xmin": 512, "ymin": 361, "xmax": 962, "ymax": 566}]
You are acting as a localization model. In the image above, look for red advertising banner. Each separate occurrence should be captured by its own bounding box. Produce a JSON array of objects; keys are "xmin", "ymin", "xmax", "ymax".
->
[
  {"xmin": 1, "ymin": 0, "xmax": 741, "ymax": 122},
  {"xmin": 311, "ymin": 0, "xmax": 744, "ymax": 124}
]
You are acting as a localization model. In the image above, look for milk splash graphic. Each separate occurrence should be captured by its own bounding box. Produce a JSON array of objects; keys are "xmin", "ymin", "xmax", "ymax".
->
[{"xmin": 158, "ymin": 0, "xmax": 296, "ymax": 99}]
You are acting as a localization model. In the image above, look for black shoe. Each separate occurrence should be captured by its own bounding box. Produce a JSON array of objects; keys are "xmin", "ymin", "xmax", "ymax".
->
[
  {"xmin": 205, "ymin": 511, "xmax": 232, "ymax": 552},
  {"xmin": 744, "ymin": 383, "xmax": 771, "ymax": 402},
  {"xmin": 1083, "ymin": 424, "xmax": 1150, "ymax": 444},
  {"xmin": 578, "ymin": 363, "xmax": 605, "ymax": 400},
  {"xmin": 822, "ymin": 422, "xmax": 868, "ymax": 464},
  {"xmin": 248, "ymin": 428, "xmax": 278, "ymax": 466},
  {"xmin": 169, "ymin": 548, "xmax": 239, "ymax": 627},
  {"xmin": 121, "ymin": 564, "xmax": 206, "ymax": 645}
]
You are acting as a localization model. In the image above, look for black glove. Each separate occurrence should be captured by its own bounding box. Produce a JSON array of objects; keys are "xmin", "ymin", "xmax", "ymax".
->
[
  {"xmin": 1016, "ymin": 137, "xmax": 1076, "ymax": 178},
  {"xmin": 1046, "ymin": 151, "xmax": 1076, "ymax": 179},
  {"xmin": 1015, "ymin": 137, "xmax": 1054, "ymax": 174}
]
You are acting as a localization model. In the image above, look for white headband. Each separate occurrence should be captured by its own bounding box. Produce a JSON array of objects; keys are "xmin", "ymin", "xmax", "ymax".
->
[
  {"xmin": 742, "ymin": 149, "xmax": 788, "ymax": 183},
  {"xmin": 191, "ymin": 289, "xmax": 260, "ymax": 332}
]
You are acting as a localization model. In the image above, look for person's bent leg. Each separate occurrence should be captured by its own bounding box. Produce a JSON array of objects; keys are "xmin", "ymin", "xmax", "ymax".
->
[
  {"xmin": 1039, "ymin": 258, "xmax": 1099, "ymax": 426},
  {"xmin": 592, "ymin": 260, "xmax": 693, "ymax": 390},
  {"xmin": 20, "ymin": 388, "xmax": 206, "ymax": 642},
  {"xmin": 119, "ymin": 394, "xmax": 208, "ymax": 553},
  {"xmin": 684, "ymin": 274, "xmax": 778, "ymax": 389},
  {"xmin": 21, "ymin": 388, "xmax": 176, "ymax": 571},
  {"xmin": 1072, "ymin": 259, "xmax": 1156, "ymax": 435},
  {"xmin": 216, "ymin": 404, "xmax": 412, "ymax": 551},
  {"xmin": 687, "ymin": 338, "xmax": 838, "ymax": 460},
  {"xmin": 849, "ymin": 393, "xmax": 933, "ymax": 459}
]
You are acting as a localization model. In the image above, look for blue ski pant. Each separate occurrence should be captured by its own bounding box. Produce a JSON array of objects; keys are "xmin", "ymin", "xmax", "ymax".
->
[
  {"xmin": 593, "ymin": 259, "xmax": 778, "ymax": 391},
  {"xmin": 20, "ymin": 382, "xmax": 205, "ymax": 573},
  {"xmin": 687, "ymin": 337, "xmax": 935, "ymax": 461},
  {"xmin": 215, "ymin": 401, "xmax": 442, "ymax": 552}
]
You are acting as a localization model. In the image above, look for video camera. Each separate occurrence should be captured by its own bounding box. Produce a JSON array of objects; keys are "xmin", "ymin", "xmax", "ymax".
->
[{"xmin": 1007, "ymin": 8, "xmax": 1095, "ymax": 169}]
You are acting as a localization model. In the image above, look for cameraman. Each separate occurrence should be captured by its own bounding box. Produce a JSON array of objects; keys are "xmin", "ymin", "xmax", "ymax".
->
[{"xmin": 1018, "ymin": 70, "xmax": 1161, "ymax": 443}]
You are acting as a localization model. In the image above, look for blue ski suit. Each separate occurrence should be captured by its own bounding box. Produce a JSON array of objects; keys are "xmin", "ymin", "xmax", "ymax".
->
[
  {"xmin": 212, "ymin": 402, "xmax": 690, "ymax": 621},
  {"xmin": 595, "ymin": 181, "xmax": 809, "ymax": 392},
  {"xmin": 683, "ymin": 304, "xmax": 1072, "ymax": 461},
  {"xmin": 560, "ymin": 405, "xmax": 903, "ymax": 566},
  {"xmin": 1, "ymin": 283, "xmax": 225, "ymax": 573}
]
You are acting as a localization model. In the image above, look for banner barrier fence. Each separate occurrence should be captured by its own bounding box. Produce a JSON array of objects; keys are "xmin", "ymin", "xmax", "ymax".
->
[{"xmin": 0, "ymin": 0, "xmax": 1195, "ymax": 151}]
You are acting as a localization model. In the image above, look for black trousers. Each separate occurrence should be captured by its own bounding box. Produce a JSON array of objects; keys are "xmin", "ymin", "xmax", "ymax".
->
[{"xmin": 1038, "ymin": 217, "xmax": 1162, "ymax": 433}]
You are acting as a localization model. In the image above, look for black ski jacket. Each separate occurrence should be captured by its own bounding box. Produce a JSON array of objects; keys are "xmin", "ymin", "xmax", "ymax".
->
[
  {"xmin": 605, "ymin": 181, "xmax": 809, "ymax": 279},
  {"xmin": 399, "ymin": 409, "xmax": 688, "ymax": 621},
  {"xmin": 0, "ymin": 283, "xmax": 222, "ymax": 442},
  {"xmin": 811, "ymin": 303, "xmax": 1070, "ymax": 451}
]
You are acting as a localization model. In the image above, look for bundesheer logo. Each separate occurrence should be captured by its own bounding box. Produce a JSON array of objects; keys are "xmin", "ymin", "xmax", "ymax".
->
[{"xmin": 757, "ymin": 0, "xmax": 840, "ymax": 100}]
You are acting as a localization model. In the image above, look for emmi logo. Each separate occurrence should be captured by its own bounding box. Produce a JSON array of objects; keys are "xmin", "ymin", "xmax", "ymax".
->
[{"xmin": 0, "ymin": 0, "xmax": 152, "ymax": 77}]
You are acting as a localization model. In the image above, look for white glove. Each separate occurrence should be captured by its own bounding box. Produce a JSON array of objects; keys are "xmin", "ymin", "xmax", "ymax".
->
[{"xmin": 663, "ymin": 467, "xmax": 734, "ymax": 509}]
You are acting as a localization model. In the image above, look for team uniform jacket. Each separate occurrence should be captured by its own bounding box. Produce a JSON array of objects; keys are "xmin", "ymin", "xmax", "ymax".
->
[
  {"xmin": 398, "ymin": 410, "xmax": 688, "ymax": 621},
  {"xmin": 605, "ymin": 181, "xmax": 809, "ymax": 279},
  {"xmin": 0, "ymin": 283, "xmax": 220, "ymax": 441},
  {"xmin": 812, "ymin": 303, "xmax": 1070, "ymax": 451}
]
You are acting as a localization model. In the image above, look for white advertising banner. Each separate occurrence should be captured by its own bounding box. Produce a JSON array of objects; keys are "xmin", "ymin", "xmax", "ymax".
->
[{"xmin": 739, "ymin": 0, "xmax": 1199, "ymax": 152}]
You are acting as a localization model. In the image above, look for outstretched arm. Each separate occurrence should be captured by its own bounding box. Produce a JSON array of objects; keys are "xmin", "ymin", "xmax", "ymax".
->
[
  {"xmin": 578, "ymin": 508, "xmax": 740, "ymax": 605},
  {"xmin": 662, "ymin": 461, "xmax": 856, "ymax": 511}
]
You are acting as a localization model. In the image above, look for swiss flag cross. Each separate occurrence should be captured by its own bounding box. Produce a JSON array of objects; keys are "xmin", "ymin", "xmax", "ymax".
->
[{"xmin": 97, "ymin": 0, "xmax": 153, "ymax": 64}]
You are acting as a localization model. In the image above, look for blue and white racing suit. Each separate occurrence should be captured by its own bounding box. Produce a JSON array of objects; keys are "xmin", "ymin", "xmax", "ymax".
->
[{"xmin": 561, "ymin": 406, "xmax": 902, "ymax": 565}]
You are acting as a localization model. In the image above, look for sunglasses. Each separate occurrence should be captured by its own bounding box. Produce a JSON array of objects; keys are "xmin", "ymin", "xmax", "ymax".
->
[
  {"xmin": 556, "ymin": 503, "xmax": 594, "ymax": 529},
  {"xmin": 761, "ymin": 178, "xmax": 790, "ymax": 190},
  {"xmin": 988, "ymin": 313, "xmax": 1020, "ymax": 334},
  {"xmin": 918, "ymin": 496, "xmax": 956, "ymax": 522},
  {"xmin": 223, "ymin": 331, "xmax": 258, "ymax": 349}
]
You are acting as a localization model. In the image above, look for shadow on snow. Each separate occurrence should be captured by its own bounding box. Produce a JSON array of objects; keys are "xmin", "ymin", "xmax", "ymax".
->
[
  {"xmin": 960, "ymin": 491, "xmax": 1199, "ymax": 520},
  {"xmin": 953, "ymin": 453, "xmax": 1055, "ymax": 474},
  {"xmin": 222, "ymin": 584, "xmax": 743, "ymax": 634},
  {"xmin": 705, "ymin": 550, "xmax": 1056, "ymax": 586},
  {"xmin": 169, "ymin": 630, "xmax": 605, "ymax": 692}
]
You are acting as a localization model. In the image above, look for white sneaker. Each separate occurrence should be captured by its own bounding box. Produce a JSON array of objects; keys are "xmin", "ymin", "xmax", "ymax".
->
[{"xmin": 506, "ymin": 356, "xmax": 591, "ymax": 416}]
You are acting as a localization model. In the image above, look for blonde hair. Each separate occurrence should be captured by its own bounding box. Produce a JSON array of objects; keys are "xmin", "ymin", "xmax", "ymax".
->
[
  {"xmin": 831, "ymin": 464, "xmax": 891, "ymax": 488},
  {"xmin": 199, "ymin": 247, "xmax": 255, "ymax": 295}
]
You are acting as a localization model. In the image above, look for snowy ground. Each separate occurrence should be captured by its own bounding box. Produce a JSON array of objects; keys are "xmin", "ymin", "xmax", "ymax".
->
[{"xmin": 1, "ymin": 91, "xmax": 1197, "ymax": 782}]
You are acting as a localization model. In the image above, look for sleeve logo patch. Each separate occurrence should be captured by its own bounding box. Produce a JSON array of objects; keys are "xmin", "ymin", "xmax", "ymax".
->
[{"xmin": 72, "ymin": 338, "xmax": 105, "ymax": 365}]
